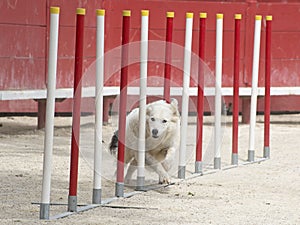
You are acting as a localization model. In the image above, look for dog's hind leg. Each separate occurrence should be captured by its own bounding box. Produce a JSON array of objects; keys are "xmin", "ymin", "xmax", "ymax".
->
[
  {"xmin": 145, "ymin": 153, "xmax": 170, "ymax": 184},
  {"xmin": 124, "ymin": 159, "xmax": 137, "ymax": 184}
]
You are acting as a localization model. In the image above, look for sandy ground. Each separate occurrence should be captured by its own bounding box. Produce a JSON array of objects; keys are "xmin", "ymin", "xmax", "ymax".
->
[{"xmin": 0, "ymin": 113, "xmax": 299, "ymax": 225}]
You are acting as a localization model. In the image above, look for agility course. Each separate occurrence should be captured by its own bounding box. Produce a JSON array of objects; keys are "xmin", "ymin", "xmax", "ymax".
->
[{"xmin": 37, "ymin": 7, "xmax": 275, "ymax": 220}]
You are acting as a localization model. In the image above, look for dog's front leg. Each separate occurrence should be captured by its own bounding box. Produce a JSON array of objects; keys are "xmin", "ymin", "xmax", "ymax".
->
[
  {"xmin": 162, "ymin": 147, "xmax": 175, "ymax": 172},
  {"xmin": 145, "ymin": 153, "xmax": 170, "ymax": 184},
  {"xmin": 124, "ymin": 159, "xmax": 137, "ymax": 184}
]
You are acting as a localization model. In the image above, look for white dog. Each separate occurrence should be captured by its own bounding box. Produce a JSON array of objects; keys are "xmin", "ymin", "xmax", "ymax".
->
[{"xmin": 109, "ymin": 99, "xmax": 180, "ymax": 184}]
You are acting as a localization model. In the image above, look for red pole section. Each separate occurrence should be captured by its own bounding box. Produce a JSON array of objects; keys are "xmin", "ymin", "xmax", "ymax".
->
[
  {"xmin": 195, "ymin": 12, "xmax": 206, "ymax": 174},
  {"xmin": 68, "ymin": 8, "xmax": 85, "ymax": 212},
  {"xmin": 232, "ymin": 14, "xmax": 241, "ymax": 165},
  {"xmin": 164, "ymin": 12, "xmax": 174, "ymax": 103},
  {"xmin": 115, "ymin": 10, "xmax": 131, "ymax": 197},
  {"xmin": 264, "ymin": 15, "xmax": 272, "ymax": 158}
]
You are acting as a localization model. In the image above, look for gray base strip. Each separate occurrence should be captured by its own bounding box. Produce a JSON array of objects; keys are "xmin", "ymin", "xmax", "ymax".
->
[
  {"xmin": 68, "ymin": 195, "xmax": 77, "ymax": 212},
  {"xmin": 195, "ymin": 161, "xmax": 203, "ymax": 174},
  {"xmin": 231, "ymin": 153, "xmax": 238, "ymax": 165},
  {"xmin": 214, "ymin": 157, "xmax": 221, "ymax": 169},
  {"xmin": 264, "ymin": 146, "xmax": 270, "ymax": 158},
  {"xmin": 248, "ymin": 150, "xmax": 255, "ymax": 162},
  {"xmin": 136, "ymin": 176, "xmax": 145, "ymax": 191},
  {"xmin": 115, "ymin": 182, "xmax": 124, "ymax": 197},
  {"xmin": 40, "ymin": 203, "xmax": 50, "ymax": 220},
  {"xmin": 43, "ymin": 157, "xmax": 269, "ymax": 221},
  {"xmin": 92, "ymin": 188, "xmax": 101, "ymax": 204},
  {"xmin": 178, "ymin": 165, "xmax": 186, "ymax": 179}
]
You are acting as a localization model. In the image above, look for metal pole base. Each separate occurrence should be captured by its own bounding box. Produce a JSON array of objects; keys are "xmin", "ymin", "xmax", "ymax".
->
[
  {"xmin": 115, "ymin": 182, "xmax": 124, "ymax": 197},
  {"xmin": 231, "ymin": 153, "xmax": 238, "ymax": 165},
  {"xmin": 214, "ymin": 157, "xmax": 221, "ymax": 169},
  {"xmin": 40, "ymin": 203, "xmax": 50, "ymax": 220},
  {"xmin": 68, "ymin": 195, "xmax": 77, "ymax": 212},
  {"xmin": 264, "ymin": 146, "xmax": 270, "ymax": 159},
  {"xmin": 92, "ymin": 188, "xmax": 102, "ymax": 204},
  {"xmin": 136, "ymin": 176, "xmax": 145, "ymax": 191},
  {"xmin": 178, "ymin": 165, "xmax": 186, "ymax": 179},
  {"xmin": 195, "ymin": 161, "xmax": 203, "ymax": 174},
  {"xmin": 248, "ymin": 150, "xmax": 255, "ymax": 162}
]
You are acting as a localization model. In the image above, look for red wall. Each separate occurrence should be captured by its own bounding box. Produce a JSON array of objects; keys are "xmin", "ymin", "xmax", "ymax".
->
[{"xmin": 0, "ymin": 0, "xmax": 299, "ymax": 113}]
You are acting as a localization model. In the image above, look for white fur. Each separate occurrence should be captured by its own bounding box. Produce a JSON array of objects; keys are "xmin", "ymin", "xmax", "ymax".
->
[{"xmin": 123, "ymin": 99, "xmax": 180, "ymax": 184}]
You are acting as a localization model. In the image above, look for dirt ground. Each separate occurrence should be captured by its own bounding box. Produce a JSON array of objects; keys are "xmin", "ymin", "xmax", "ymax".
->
[{"xmin": 0, "ymin": 113, "xmax": 299, "ymax": 225}]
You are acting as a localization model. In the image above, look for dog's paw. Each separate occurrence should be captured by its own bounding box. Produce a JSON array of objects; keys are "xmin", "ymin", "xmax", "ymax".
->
[{"xmin": 159, "ymin": 175, "xmax": 171, "ymax": 184}]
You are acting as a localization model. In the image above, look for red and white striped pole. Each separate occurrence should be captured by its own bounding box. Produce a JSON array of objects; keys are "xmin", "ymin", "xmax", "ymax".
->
[
  {"xmin": 232, "ymin": 14, "xmax": 242, "ymax": 165},
  {"xmin": 195, "ymin": 12, "xmax": 207, "ymax": 174},
  {"xmin": 264, "ymin": 15, "xmax": 272, "ymax": 159},
  {"xmin": 68, "ymin": 8, "xmax": 85, "ymax": 212},
  {"xmin": 115, "ymin": 10, "xmax": 131, "ymax": 197},
  {"xmin": 164, "ymin": 12, "xmax": 174, "ymax": 103}
]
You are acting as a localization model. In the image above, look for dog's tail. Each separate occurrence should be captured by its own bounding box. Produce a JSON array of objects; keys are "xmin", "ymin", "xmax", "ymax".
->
[{"xmin": 109, "ymin": 130, "xmax": 118, "ymax": 156}]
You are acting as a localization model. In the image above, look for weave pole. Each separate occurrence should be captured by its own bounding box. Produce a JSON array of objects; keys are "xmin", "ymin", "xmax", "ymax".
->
[
  {"xmin": 178, "ymin": 12, "xmax": 193, "ymax": 179},
  {"xmin": 232, "ymin": 14, "xmax": 242, "ymax": 165},
  {"xmin": 163, "ymin": 12, "xmax": 174, "ymax": 103},
  {"xmin": 115, "ymin": 10, "xmax": 131, "ymax": 197},
  {"xmin": 68, "ymin": 8, "xmax": 85, "ymax": 212},
  {"xmin": 248, "ymin": 15, "xmax": 262, "ymax": 162},
  {"xmin": 195, "ymin": 12, "xmax": 207, "ymax": 174},
  {"xmin": 136, "ymin": 10, "xmax": 149, "ymax": 191},
  {"xmin": 40, "ymin": 7, "xmax": 60, "ymax": 220},
  {"xmin": 93, "ymin": 9, "xmax": 105, "ymax": 204},
  {"xmin": 264, "ymin": 15, "xmax": 272, "ymax": 159},
  {"xmin": 214, "ymin": 14, "xmax": 223, "ymax": 169}
]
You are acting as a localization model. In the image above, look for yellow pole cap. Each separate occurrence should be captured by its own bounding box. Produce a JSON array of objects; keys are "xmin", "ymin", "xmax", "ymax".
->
[
  {"xmin": 50, "ymin": 7, "xmax": 60, "ymax": 14},
  {"xmin": 186, "ymin": 12, "xmax": 193, "ymax": 18},
  {"xmin": 255, "ymin": 15, "xmax": 262, "ymax": 20},
  {"xmin": 216, "ymin": 13, "xmax": 223, "ymax": 19},
  {"xmin": 266, "ymin": 15, "xmax": 272, "ymax": 21},
  {"xmin": 141, "ymin": 10, "xmax": 149, "ymax": 16},
  {"xmin": 77, "ymin": 8, "xmax": 86, "ymax": 15},
  {"xmin": 96, "ymin": 9, "xmax": 105, "ymax": 16},
  {"xmin": 235, "ymin": 14, "xmax": 242, "ymax": 20},
  {"xmin": 123, "ymin": 10, "xmax": 131, "ymax": 17},
  {"xmin": 167, "ymin": 12, "xmax": 174, "ymax": 18},
  {"xmin": 200, "ymin": 12, "xmax": 207, "ymax": 18}
]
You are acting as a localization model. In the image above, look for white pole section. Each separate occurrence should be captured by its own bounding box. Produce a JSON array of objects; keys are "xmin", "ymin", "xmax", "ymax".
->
[
  {"xmin": 93, "ymin": 9, "xmax": 105, "ymax": 204},
  {"xmin": 248, "ymin": 15, "xmax": 262, "ymax": 162},
  {"xmin": 178, "ymin": 12, "xmax": 193, "ymax": 179},
  {"xmin": 214, "ymin": 14, "xmax": 223, "ymax": 169},
  {"xmin": 40, "ymin": 6, "xmax": 60, "ymax": 220},
  {"xmin": 137, "ymin": 10, "xmax": 149, "ymax": 190}
]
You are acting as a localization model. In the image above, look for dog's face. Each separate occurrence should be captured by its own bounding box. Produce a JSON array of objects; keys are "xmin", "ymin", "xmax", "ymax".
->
[{"xmin": 146, "ymin": 99, "xmax": 180, "ymax": 139}]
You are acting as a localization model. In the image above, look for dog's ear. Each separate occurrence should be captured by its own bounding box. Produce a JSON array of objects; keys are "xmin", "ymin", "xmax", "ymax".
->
[
  {"xmin": 146, "ymin": 105, "xmax": 152, "ymax": 116},
  {"xmin": 170, "ymin": 98, "xmax": 180, "ymax": 117}
]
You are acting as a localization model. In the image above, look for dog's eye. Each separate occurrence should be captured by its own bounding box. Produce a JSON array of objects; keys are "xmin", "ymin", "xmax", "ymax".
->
[
  {"xmin": 151, "ymin": 117, "xmax": 155, "ymax": 121},
  {"xmin": 162, "ymin": 119, "xmax": 167, "ymax": 123}
]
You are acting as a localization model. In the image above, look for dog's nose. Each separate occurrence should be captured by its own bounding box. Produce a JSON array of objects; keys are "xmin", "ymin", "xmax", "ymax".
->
[{"xmin": 152, "ymin": 129, "xmax": 158, "ymax": 136}]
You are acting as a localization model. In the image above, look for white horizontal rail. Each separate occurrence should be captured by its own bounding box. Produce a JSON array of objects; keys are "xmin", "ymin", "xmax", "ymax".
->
[{"xmin": 1, "ymin": 86, "xmax": 300, "ymax": 101}]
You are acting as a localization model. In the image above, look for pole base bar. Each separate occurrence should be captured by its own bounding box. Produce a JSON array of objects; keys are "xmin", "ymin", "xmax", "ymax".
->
[
  {"xmin": 115, "ymin": 182, "xmax": 124, "ymax": 197},
  {"xmin": 248, "ymin": 150, "xmax": 255, "ymax": 162},
  {"xmin": 136, "ymin": 176, "xmax": 145, "ymax": 191},
  {"xmin": 68, "ymin": 195, "xmax": 77, "ymax": 212},
  {"xmin": 214, "ymin": 157, "xmax": 221, "ymax": 169},
  {"xmin": 195, "ymin": 161, "xmax": 203, "ymax": 174},
  {"xmin": 92, "ymin": 188, "xmax": 102, "ymax": 204},
  {"xmin": 264, "ymin": 146, "xmax": 270, "ymax": 158},
  {"xmin": 178, "ymin": 165, "xmax": 186, "ymax": 179},
  {"xmin": 231, "ymin": 153, "xmax": 238, "ymax": 165},
  {"xmin": 40, "ymin": 203, "xmax": 50, "ymax": 220}
]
